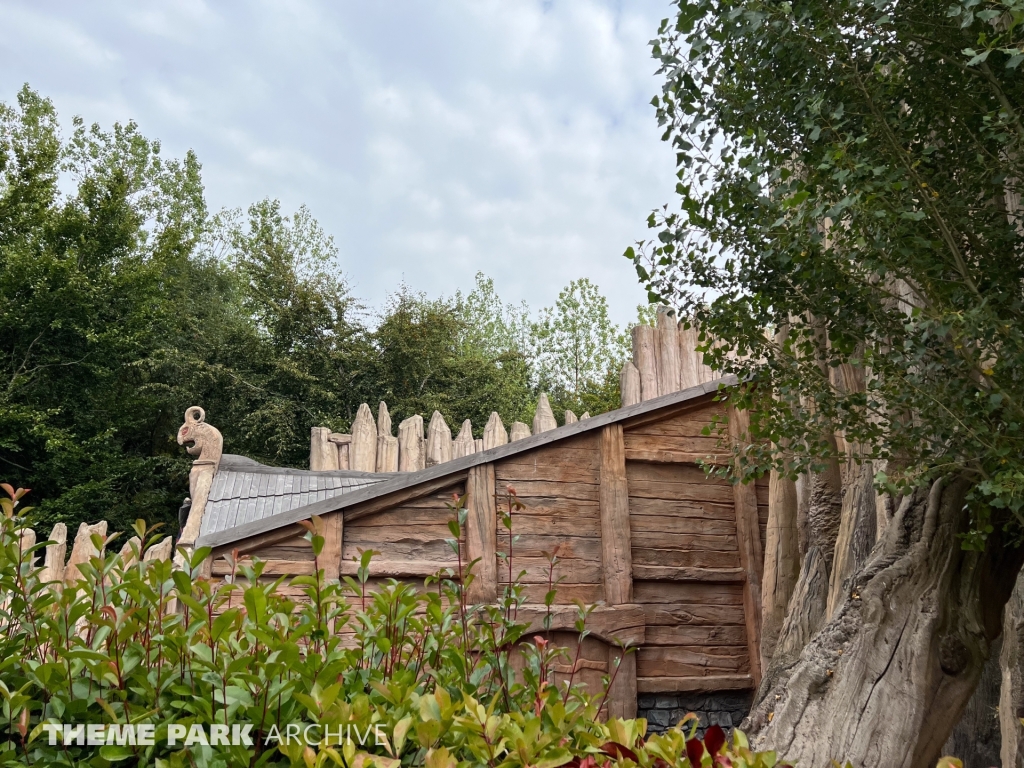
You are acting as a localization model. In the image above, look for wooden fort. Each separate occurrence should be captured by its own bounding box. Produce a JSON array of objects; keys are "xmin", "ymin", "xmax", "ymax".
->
[{"xmin": 190, "ymin": 376, "xmax": 767, "ymax": 720}]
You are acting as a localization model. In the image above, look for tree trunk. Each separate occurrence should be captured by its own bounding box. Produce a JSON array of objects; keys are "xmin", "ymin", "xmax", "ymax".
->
[
  {"xmin": 744, "ymin": 476, "xmax": 1024, "ymax": 768},
  {"xmin": 1000, "ymin": 571, "xmax": 1024, "ymax": 768},
  {"xmin": 941, "ymin": 634, "xmax": 1001, "ymax": 768}
]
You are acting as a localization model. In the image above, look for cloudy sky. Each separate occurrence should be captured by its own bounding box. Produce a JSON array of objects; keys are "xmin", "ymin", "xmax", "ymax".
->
[{"xmin": 0, "ymin": 1, "xmax": 677, "ymax": 327}]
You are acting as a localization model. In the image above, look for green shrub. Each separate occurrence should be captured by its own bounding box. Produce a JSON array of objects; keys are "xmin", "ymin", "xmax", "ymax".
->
[{"xmin": 0, "ymin": 483, "xmax": 792, "ymax": 767}]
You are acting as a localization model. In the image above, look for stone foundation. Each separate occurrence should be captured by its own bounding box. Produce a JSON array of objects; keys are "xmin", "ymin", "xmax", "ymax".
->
[{"xmin": 638, "ymin": 691, "xmax": 755, "ymax": 736}]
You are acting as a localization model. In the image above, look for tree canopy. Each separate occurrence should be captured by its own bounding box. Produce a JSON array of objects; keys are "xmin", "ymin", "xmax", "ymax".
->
[
  {"xmin": 0, "ymin": 87, "xmax": 637, "ymax": 533},
  {"xmin": 630, "ymin": 0, "xmax": 1023, "ymax": 540}
]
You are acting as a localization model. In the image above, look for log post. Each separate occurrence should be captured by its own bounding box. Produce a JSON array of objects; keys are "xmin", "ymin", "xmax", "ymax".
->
[
  {"xmin": 41, "ymin": 523, "xmax": 67, "ymax": 583},
  {"xmin": 321, "ymin": 512, "xmax": 343, "ymax": 580},
  {"xmin": 533, "ymin": 394, "xmax": 557, "ymax": 433},
  {"xmin": 509, "ymin": 422, "xmax": 531, "ymax": 441},
  {"xmin": 564, "ymin": 410, "xmax": 578, "ymax": 425},
  {"xmin": 599, "ymin": 423, "xmax": 637, "ymax": 719},
  {"xmin": 620, "ymin": 362, "xmax": 641, "ymax": 407},
  {"xmin": 350, "ymin": 404, "xmax": 378, "ymax": 472},
  {"xmin": 65, "ymin": 521, "xmax": 108, "ymax": 584},
  {"xmin": 599, "ymin": 424, "xmax": 632, "ymax": 604},
  {"xmin": 453, "ymin": 420, "xmax": 477, "ymax": 458},
  {"xmin": 426, "ymin": 411, "xmax": 453, "ymax": 467},
  {"xmin": 656, "ymin": 307, "xmax": 681, "ymax": 396},
  {"xmin": 761, "ymin": 465, "xmax": 800, "ymax": 670},
  {"xmin": 398, "ymin": 416, "xmax": 425, "ymax": 471},
  {"xmin": 465, "ymin": 463, "xmax": 498, "ymax": 603},
  {"xmin": 483, "ymin": 412, "xmax": 508, "ymax": 450},
  {"xmin": 728, "ymin": 406, "xmax": 764, "ymax": 686},
  {"xmin": 631, "ymin": 325, "xmax": 659, "ymax": 401},
  {"xmin": 376, "ymin": 435, "xmax": 398, "ymax": 472},
  {"xmin": 310, "ymin": 426, "xmax": 337, "ymax": 470}
]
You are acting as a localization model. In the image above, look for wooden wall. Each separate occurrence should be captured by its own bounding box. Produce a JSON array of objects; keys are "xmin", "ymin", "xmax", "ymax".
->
[{"xmin": 212, "ymin": 395, "xmax": 766, "ymax": 717}]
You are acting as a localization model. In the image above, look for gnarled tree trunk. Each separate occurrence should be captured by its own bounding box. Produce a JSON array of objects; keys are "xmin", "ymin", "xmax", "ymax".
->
[{"xmin": 744, "ymin": 476, "xmax": 1024, "ymax": 768}]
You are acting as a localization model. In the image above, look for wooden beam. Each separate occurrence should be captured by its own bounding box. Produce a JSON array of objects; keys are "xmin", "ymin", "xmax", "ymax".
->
[
  {"xmin": 211, "ymin": 559, "xmax": 316, "ymax": 576},
  {"xmin": 624, "ymin": 449, "xmax": 723, "ymax": 464},
  {"xmin": 728, "ymin": 406, "xmax": 764, "ymax": 687},
  {"xmin": 600, "ymin": 424, "xmax": 633, "ymax": 605},
  {"xmin": 339, "ymin": 559, "xmax": 446, "ymax": 578},
  {"xmin": 631, "ymin": 565, "xmax": 746, "ymax": 583},
  {"xmin": 516, "ymin": 603, "xmax": 646, "ymax": 645},
  {"xmin": 607, "ymin": 647, "xmax": 638, "ymax": 719},
  {"xmin": 344, "ymin": 474, "xmax": 467, "ymax": 523},
  {"xmin": 322, "ymin": 511, "xmax": 343, "ymax": 580},
  {"xmin": 465, "ymin": 463, "xmax": 498, "ymax": 603},
  {"xmin": 636, "ymin": 674, "xmax": 754, "ymax": 693}
]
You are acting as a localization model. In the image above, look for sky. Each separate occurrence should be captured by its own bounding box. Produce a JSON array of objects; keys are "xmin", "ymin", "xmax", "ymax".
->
[{"xmin": 0, "ymin": 0, "xmax": 678, "ymax": 328}]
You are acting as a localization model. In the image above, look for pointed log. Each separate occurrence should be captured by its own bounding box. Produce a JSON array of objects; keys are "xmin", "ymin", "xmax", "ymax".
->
[
  {"xmin": 483, "ymin": 412, "xmax": 508, "ymax": 450},
  {"xmin": 656, "ymin": 307, "xmax": 681, "ymax": 395},
  {"xmin": 377, "ymin": 401, "xmax": 392, "ymax": 436},
  {"xmin": 398, "ymin": 415, "xmax": 425, "ymax": 471},
  {"xmin": 564, "ymin": 410, "xmax": 578, "ymax": 425},
  {"xmin": 632, "ymin": 324, "xmax": 659, "ymax": 400},
  {"xmin": 580, "ymin": 412, "xmax": 590, "ymax": 419},
  {"xmin": 453, "ymin": 420, "xmax": 477, "ymax": 458},
  {"xmin": 64, "ymin": 521, "xmax": 108, "ymax": 585},
  {"xmin": 532, "ymin": 394, "xmax": 557, "ymax": 434},
  {"xmin": 118, "ymin": 536, "xmax": 142, "ymax": 568},
  {"xmin": 376, "ymin": 435, "xmax": 398, "ymax": 472},
  {"xmin": 426, "ymin": 411, "xmax": 453, "ymax": 467},
  {"xmin": 678, "ymin": 323, "xmax": 706, "ymax": 389},
  {"xmin": 509, "ymin": 421, "xmax": 531, "ymax": 441},
  {"xmin": 474, "ymin": 438, "xmax": 484, "ymax": 453},
  {"xmin": 18, "ymin": 528, "xmax": 35, "ymax": 554},
  {"xmin": 310, "ymin": 426, "xmax": 338, "ymax": 470},
  {"xmin": 144, "ymin": 536, "xmax": 173, "ymax": 562},
  {"xmin": 41, "ymin": 523, "xmax": 67, "ymax": 583},
  {"xmin": 350, "ymin": 404, "xmax": 378, "ymax": 472},
  {"xmin": 620, "ymin": 362, "xmax": 641, "ymax": 407}
]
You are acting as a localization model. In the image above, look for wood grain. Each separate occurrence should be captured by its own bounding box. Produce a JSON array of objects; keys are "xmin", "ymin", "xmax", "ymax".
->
[
  {"xmin": 466, "ymin": 463, "xmax": 498, "ymax": 603},
  {"xmin": 600, "ymin": 424, "xmax": 633, "ymax": 605},
  {"xmin": 631, "ymin": 565, "xmax": 745, "ymax": 582},
  {"xmin": 636, "ymin": 674, "xmax": 754, "ymax": 693}
]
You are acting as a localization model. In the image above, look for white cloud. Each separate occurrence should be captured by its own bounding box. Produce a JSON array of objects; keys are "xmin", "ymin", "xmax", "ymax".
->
[{"xmin": 0, "ymin": 0, "xmax": 677, "ymax": 327}]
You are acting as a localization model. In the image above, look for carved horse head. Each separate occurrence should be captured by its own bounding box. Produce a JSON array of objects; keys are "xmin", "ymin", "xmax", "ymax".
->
[{"xmin": 177, "ymin": 407, "xmax": 223, "ymax": 467}]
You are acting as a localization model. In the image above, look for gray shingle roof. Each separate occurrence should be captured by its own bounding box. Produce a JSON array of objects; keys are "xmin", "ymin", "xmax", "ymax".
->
[{"xmin": 199, "ymin": 455, "xmax": 394, "ymax": 539}]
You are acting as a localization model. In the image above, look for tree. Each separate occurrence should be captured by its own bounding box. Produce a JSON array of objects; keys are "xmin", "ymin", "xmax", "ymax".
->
[
  {"xmin": 532, "ymin": 278, "xmax": 631, "ymax": 418},
  {"xmin": 0, "ymin": 86, "xmax": 208, "ymax": 533},
  {"xmin": 630, "ymin": 0, "xmax": 1023, "ymax": 764}
]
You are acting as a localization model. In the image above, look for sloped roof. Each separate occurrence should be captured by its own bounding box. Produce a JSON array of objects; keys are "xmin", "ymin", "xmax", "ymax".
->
[
  {"xmin": 199, "ymin": 455, "xmax": 394, "ymax": 539},
  {"xmin": 195, "ymin": 376, "xmax": 735, "ymax": 549}
]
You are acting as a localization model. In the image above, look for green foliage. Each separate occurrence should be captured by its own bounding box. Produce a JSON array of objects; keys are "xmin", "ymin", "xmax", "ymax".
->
[
  {"xmin": 0, "ymin": 486, "xmax": 791, "ymax": 767},
  {"xmin": 630, "ymin": 0, "xmax": 1024, "ymax": 540},
  {"xmin": 532, "ymin": 280, "xmax": 632, "ymax": 421}
]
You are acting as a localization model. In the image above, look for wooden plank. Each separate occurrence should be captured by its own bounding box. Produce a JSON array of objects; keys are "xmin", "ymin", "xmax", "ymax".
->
[
  {"xmin": 496, "ymin": 534, "xmax": 601, "ymax": 560},
  {"xmin": 637, "ymin": 646, "xmax": 750, "ymax": 675},
  {"xmin": 630, "ymin": 512, "xmax": 736, "ymax": 536},
  {"xmin": 628, "ymin": 497, "xmax": 737, "ymax": 521},
  {"xmin": 345, "ymin": 526, "xmax": 453, "ymax": 544},
  {"xmin": 517, "ymin": 583, "xmax": 604, "ymax": 604},
  {"xmin": 466, "ymin": 463, "xmax": 498, "ymax": 603},
  {"xmin": 643, "ymin": 603, "xmax": 747, "ymax": 626},
  {"xmin": 342, "ymin": 539, "xmax": 457, "ymax": 564},
  {"xmin": 212, "ymin": 559, "xmax": 316, "ymax": 576},
  {"xmin": 225, "ymin": 524, "xmax": 307, "ymax": 556},
  {"xmin": 630, "ymin": 531, "xmax": 738, "ymax": 552},
  {"xmin": 345, "ymin": 476, "xmax": 467, "ymax": 523},
  {"xmin": 496, "ymin": 556, "xmax": 603, "ymax": 585},
  {"xmin": 624, "ymin": 449, "xmax": 721, "ymax": 464},
  {"xmin": 607, "ymin": 647, "xmax": 638, "ymax": 720},
  {"xmin": 339, "ymin": 559, "xmax": 448, "ymax": 578},
  {"xmin": 636, "ymin": 675, "xmax": 754, "ymax": 694},
  {"xmin": 493, "ymin": 480, "xmax": 600, "ymax": 502},
  {"xmin": 729, "ymin": 406, "xmax": 764, "ymax": 687},
  {"xmin": 633, "ymin": 580, "xmax": 745, "ymax": 604},
  {"xmin": 631, "ymin": 565, "xmax": 745, "ymax": 582},
  {"xmin": 623, "ymin": 433, "xmax": 722, "ymax": 456},
  {"xmin": 322, "ymin": 511, "xmax": 342, "ymax": 579},
  {"xmin": 631, "ymin": 548, "xmax": 741, "ymax": 569},
  {"xmin": 517, "ymin": 603, "xmax": 645, "ymax": 645},
  {"xmin": 600, "ymin": 424, "xmax": 633, "ymax": 605},
  {"xmin": 645, "ymin": 625, "xmax": 749, "ymax": 646},
  {"xmin": 626, "ymin": 461, "xmax": 726, "ymax": 484}
]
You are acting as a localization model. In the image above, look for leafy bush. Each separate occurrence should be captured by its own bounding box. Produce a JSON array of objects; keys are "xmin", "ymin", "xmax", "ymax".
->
[{"xmin": 0, "ymin": 483, "xmax": 791, "ymax": 767}]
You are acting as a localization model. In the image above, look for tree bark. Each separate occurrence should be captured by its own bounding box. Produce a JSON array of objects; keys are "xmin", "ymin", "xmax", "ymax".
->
[
  {"xmin": 1000, "ymin": 571, "xmax": 1024, "ymax": 767},
  {"xmin": 941, "ymin": 634, "xmax": 1001, "ymax": 768},
  {"xmin": 745, "ymin": 477, "xmax": 1024, "ymax": 768}
]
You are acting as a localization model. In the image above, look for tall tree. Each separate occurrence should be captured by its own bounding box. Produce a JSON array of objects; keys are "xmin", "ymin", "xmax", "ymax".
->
[
  {"xmin": 0, "ymin": 86, "xmax": 208, "ymax": 533},
  {"xmin": 630, "ymin": 0, "xmax": 1023, "ymax": 765},
  {"xmin": 532, "ymin": 278, "xmax": 631, "ymax": 418}
]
